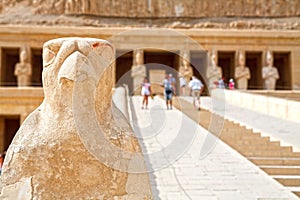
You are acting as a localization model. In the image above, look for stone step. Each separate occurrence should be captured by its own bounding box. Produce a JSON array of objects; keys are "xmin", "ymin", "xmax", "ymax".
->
[
  {"xmin": 273, "ymin": 175, "xmax": 300, "ymax": 186},
  {"xmin": 225, "ymin": 131, "xmax": 262, "ymax": 138},
  {"xmin": 293, "ymin": 191, "xmax": 300, "ymax": 198},
  {"xmin": 243, "ymin": 150, "xmax": 300, "ymax": 157},
  {"xmin": 221, "ymin": 135, "xmax": 272, "ymax": 144},
  {"xmin": 249, "ymin": 157, "xmax": 300, "ymax": 166},
  {"xmin": 232, "ymin": 140, "xmax": 281, "ymax": 146},
  {"xmin": 260, "ymin": 166, "xmax": 300, "ymax": 175},
  {"xmin": 287, "ymin": 187, "xmax": 300, "ymax": 197},
  {"xmin": 222, "ymin": 128, "xmax": 254, "ymax": 134},
  {"xmin": 231, "ymin": 145, "xmax": 292, "ymax": 152},
  {"xmin": 222, "ymin": 134, "xmax": 269, "ymax": 141}
]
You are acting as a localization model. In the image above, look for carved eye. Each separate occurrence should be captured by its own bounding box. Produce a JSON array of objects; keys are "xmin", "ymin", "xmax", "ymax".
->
[{"xmin": 43, "ymin": 47, "xmax": 56, "ymax": 68}]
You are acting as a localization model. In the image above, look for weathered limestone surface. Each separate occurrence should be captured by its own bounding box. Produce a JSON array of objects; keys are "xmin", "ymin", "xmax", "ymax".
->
[
  {"xmin": 0, "ymin": 38, "xmax": 152, "ymax": 199},
  {"xmin": 3, "ymin": 0, "xmax": 300, "ymax": 18},
  {"xmin": 0, "ymin": 1, "xmax": 299, "ymax": 30}
]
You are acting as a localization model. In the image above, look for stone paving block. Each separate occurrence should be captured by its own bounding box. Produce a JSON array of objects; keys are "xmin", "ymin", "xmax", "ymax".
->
[
  {"xmin": 166, "ymin": 193, "xmax": 189, "ymax": 200},
  {"xmin": 214, "ymin": 190, "xmax": 246, "ymax": 200}
]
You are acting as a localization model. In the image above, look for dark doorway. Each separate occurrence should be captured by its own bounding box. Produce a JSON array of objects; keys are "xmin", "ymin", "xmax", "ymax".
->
[
  {"xmin": 190, "ymin": 50, "xmax": 208, "ymax": 95},
  {"xmin": 274, "ymin": 52, "xmax": 291, "ymax": 90},
  {"xmin": 144, "ymin": 50, "xmax": 180, "ymax": 71},
  {"xmin": 3, "ymin": 116, "xmax": 20, "ymax": 151},
  {"xmin": 115, "ymin": 50, "xmax": 133, "ymax": 90},
  {"xmin": 246, "ymin": 51, "xmax": 263, "ymax": 89},
  {"xmin": 218, "ymin": 51, "xmax": 235, "ymax": 84},
  {"xmin": 1, "ymin": 48, "xmax": 19, "ymax": 86},
  {"xmin": 31, "ymin": 48, "xmax": 43, "ymax": 87},
  {"xmin": 144, "ymin": 50, "xmax": 180, "ymax": 92}
]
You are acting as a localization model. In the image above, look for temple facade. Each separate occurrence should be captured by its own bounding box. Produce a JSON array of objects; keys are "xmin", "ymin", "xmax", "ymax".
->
[{"xmin": 0, "ymin": 0, "xmax": 299, "ymax": 152}]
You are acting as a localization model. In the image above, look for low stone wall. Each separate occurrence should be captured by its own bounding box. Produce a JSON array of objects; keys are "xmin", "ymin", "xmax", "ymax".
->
[
  {"xmin": 212, "ymin": 89, "xmax": 300, "ymax": 123},
  {"xmin": 0, "ymin": 87, "xmax": 43, "ymax": 120}
]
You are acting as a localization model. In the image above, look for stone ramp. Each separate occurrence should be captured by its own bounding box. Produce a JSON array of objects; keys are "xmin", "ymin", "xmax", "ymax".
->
[{"xmin": 130, "ymin": 96, "xmax": 298, "ymax": 200}]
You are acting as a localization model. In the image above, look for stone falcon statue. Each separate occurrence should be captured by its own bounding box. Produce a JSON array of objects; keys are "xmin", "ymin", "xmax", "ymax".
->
[{"xmin": 0, "ymin": 38, "xmax": 151, "ymax": 199}]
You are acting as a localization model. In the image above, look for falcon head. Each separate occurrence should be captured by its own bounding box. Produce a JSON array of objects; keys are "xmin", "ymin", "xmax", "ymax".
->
[{"xmin": 42, "ymin": 37, "xmax": 114, "ymax": 101}]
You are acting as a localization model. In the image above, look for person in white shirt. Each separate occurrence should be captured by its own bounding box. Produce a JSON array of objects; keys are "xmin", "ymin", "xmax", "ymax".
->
[
  {"xmin": 188, "ymin": 76, "xmax": 204, "ymax": 110},
  {"xmin": 179, "ymin": 75, "xmax": 186, "ymax": 96},
  {"xmin": 141, "ymin": 78, "xmax": 151, "ymax": 109}
]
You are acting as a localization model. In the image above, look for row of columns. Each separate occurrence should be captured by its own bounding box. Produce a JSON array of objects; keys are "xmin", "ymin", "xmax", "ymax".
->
[
  {"xmin": 1, "ymin": 45, "xmax": 285, "ymax": 91},
  {"xmin": 130, "ymin": 49, "xmax": 281, "ymax": 91}
]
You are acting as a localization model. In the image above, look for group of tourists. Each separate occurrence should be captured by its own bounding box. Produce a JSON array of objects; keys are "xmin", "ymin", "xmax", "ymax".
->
[{"xmin": 140, "ymin": 73, "xmax": 204, "ymax": 111}]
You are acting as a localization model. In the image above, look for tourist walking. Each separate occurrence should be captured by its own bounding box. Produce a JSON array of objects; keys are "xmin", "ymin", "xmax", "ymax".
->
[
  {"xmin": 141, "ymin": 78, "xmax": 151, "ymax": 109},
  {"xmin": 179, "ymin": 75, "xmax": 186, "ymax": 96},
  {"xmin": 188, "ymin": 76, "xmax": 204, "ymax": 110},
  {"xmin": 162, "ymin": 74, "xmax": 175, "ymax": 110},
  {"xmin": 229, "ymin": 78, "xmax": 235, "ymax": 90}
]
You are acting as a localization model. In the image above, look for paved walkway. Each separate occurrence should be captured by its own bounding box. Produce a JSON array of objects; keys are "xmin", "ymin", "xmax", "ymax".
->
[
  {"xmin": 130, "ymin": 96, "xmax": 298, "ymax": 200},
  {"xmin": 183, "ymin": 96, "xmax": 300, "ymax": 151}
]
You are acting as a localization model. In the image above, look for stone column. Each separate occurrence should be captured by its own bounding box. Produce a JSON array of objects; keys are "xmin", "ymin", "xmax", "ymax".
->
[
  {"xmin": 131, "ymin": 49, "xmax": 146, "ymax": 95},
  {"xmin": 291, "ymin": 51, "xmax": 300, "ymax": 89},
  {"xmin": 0, "ymin": 47, "xmax": 3, "ymax": 86},
  {"xmin": 0, "ymin": 117, "xmax": 4, "ymax": 152}
]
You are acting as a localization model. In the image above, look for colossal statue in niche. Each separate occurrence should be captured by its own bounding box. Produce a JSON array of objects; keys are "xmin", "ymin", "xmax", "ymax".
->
[
  {"xmin": 179, "ymin": 51, "xmax": 193, "ymax": 95},
  {"xmin": 206, "ymin": 50, "xmax": 222, "ymax": 89},
  {"xmin": 262, "ymin": 50, "xmax": 279, "ymax": 90},
  {"xmin": 131, "ymin": 49, "xmax": 146, "ymax": 93},
  {"xmin": 179, "ymin": 52, "xmax": 193, "ymax": 85},
  {"xmin": 14, "ymin": 46, "xmax": 32, "ymax": 87},
  {"xmin": 234, "ymin": 51, "xmax": 251, "ymax": 90}
]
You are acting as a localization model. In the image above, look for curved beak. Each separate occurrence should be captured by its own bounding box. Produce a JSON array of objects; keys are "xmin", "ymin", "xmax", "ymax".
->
[{"xmin": 58, "ymin": 51, "xmax": 98, "ymax": 85}]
